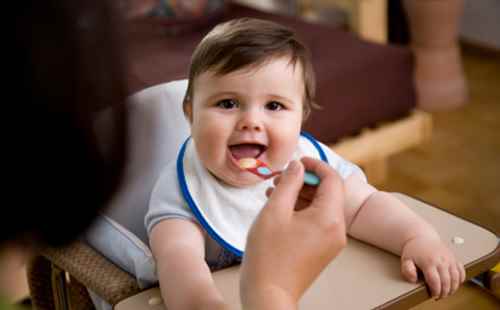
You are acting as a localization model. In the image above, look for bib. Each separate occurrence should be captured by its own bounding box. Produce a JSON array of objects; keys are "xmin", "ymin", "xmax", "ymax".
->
[{"xmin": 177, "ymin": 132, "xmax": 328, "ymax": 257}]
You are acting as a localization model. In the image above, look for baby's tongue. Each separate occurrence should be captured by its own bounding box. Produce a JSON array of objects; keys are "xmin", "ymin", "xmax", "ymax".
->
[{"xmin": 230, "ymin": 144, "xmax": 261, "ymax": 159}]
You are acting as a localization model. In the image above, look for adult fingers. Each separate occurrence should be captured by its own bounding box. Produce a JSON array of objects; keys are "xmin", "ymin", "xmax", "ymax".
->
[
  {"xmin": 298, "ymin": 185, "xmax": 316, "ymax": 203},
  {"xmin": 265, "ymin": 187, "xmax": 273, "ymax": 198},
  {"xmin": 267, "ymin": 184, "xmax": 316, "ymax": 205},
  {"xmin": 300, "ymin": 157, "xmax": 334, "ymax": 180},
  {"xmin": 295, "ymin": 196, "xmax": 312, "ymax": 211},
  {"xmin": 300, "ymin": 157, "xmax": 344, "ymax": 213},
  {"xmin": 268, "ymin": 186, "xmax": 313, "ymax": 211},
  {"xmin": 265, "ymin": 160, "xmax": 304, "ymax": 217}
]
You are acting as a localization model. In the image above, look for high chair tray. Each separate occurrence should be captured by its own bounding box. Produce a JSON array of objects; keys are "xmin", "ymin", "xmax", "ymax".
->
[{"xmin": 115, "ymin": 193, "xmax": 499, "ymax": 310}]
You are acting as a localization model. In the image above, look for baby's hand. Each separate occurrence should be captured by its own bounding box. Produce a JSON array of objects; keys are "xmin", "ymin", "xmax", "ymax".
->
[{"xmin": 401, "ymin": 236, "xmax": 465, "ymax": 299}]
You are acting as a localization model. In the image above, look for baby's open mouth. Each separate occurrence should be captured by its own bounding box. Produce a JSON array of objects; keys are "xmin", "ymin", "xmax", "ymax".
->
[{"xmin": 229, "ymin": 143, "xmax": 267, "ymax": 160}]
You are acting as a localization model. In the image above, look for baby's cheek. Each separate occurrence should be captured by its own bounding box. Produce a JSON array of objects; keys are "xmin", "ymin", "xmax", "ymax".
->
[
  {"xmin": 194, "ymin": 132, "xmax": 223, "ymax": 167},
  {"xmin": 272, "ymin": 137, "xmax": 300, "ymax": 168}
]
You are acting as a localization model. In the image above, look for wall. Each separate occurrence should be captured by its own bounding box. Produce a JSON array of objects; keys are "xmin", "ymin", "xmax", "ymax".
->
[{"xmin": 460, "ymin": 0, "xmax": 500, "ymax": 49}]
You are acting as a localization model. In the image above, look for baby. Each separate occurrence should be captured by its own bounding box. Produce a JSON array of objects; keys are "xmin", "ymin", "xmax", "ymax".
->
[{"xmin": 146, "ymin": 18, "xmax": 464, "ymax": 309}]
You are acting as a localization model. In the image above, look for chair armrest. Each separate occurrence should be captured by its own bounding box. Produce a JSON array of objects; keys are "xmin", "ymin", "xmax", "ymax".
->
[{"xmin": 41, "ymin": 240, "xmax": 142, "ymax": 305}]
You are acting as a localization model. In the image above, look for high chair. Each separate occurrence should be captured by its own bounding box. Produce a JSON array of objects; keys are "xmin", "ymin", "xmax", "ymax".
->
[
  {"xmin": 27, "ymin": 80, "xmax": 498, "ymax": 310},
  {"xmin": 28, "ymin": 80, "xmax": 191, "ymax": 310}
]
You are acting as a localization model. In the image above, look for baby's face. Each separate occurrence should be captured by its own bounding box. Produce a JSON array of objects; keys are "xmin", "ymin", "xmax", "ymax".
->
[{"xmin": 187, "ymin": 57, "xmax": 304, "ymax": 187}]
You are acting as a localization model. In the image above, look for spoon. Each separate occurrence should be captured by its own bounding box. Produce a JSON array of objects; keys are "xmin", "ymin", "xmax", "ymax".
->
[{"xmin": 237, "ymin": 157, "xmax": 320, "ymax": 186}]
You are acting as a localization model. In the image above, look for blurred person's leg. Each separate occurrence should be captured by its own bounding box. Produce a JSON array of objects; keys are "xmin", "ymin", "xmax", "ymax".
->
[{"xmin": 404, "ymin": 0, "xmax": 468, "ymax": 111}]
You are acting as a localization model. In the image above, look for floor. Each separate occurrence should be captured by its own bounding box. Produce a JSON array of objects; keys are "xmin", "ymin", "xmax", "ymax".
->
[{"xmin": 378, "ymin": 45, "xmax": 500, "ymax": 309}]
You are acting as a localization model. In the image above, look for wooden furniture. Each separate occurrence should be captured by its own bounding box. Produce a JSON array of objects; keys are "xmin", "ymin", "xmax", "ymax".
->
[
  {"xmin": 237, "ymin": 0, "xmax": 388, "ymax": 43},
  {"xmin": 299, "ymin": 0, "xmax": 388, "ymax": 43},
  {"xmin": 331, "ymin": 110, "xmax": 432, "ymax": 184},
  {"xmin": 115, "ymin": 193, "xmax": 499, "ymax": 310}
]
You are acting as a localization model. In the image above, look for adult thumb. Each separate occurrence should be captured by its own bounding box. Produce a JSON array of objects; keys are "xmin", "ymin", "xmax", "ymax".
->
[{"xmin": 266, "ymin": 160, "xmax": 304, "ymax": 216}]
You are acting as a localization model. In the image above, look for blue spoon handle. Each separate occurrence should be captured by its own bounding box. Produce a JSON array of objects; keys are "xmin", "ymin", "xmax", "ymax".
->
[{"xmin": 304, "ymin": 171, "xmax": 320, "ymax": 186}]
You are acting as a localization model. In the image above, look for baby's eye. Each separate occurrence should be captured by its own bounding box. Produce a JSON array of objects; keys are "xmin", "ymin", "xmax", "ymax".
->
[
  {"xmin": 216, "ymin": 99, "xmax": 239, "ymax": 109},
  {"xmin": 266, "ymin": 101, "xmax": 285, "ymax": 111}
]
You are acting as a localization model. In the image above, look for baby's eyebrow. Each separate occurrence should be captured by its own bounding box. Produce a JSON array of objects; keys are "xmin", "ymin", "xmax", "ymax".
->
[
  {"xmin": 205, "ymin": 92, "xmax": 239, "ymax": 102},
  {"xmin": 268, "ymin": 94, "xmax": 296, "ymax": 105}
]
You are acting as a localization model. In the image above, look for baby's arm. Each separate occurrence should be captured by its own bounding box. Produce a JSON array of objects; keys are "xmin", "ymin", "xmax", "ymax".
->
[
  {"xmin": 149, "ymin": 219, "xmax": 229, "ymax": 310},
  {"xmin": 344, "ymin": 174, "xmax": 465, "ymax": 298},
  {"xmin": 344, "ymin": 174, "xmax": 437, "ymax": 254}
]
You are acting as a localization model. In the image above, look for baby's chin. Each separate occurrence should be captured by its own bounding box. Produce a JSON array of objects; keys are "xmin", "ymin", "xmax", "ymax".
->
[{"xmin": 210, "ymin": 169, "xmax": 263, "ymax": 188}]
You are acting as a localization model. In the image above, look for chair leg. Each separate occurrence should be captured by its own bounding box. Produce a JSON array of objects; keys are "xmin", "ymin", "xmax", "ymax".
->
[
  {"xmin": 66, "ymin": 274, "xmax": 96, "ymax": 310},
  {"xmin": 27, "ymin": 256, "xmax": 96, "ymax": 310},
  {"xmin": 50, "ymin": 264, "xmax": 96, "ymax": 310},
  {"xmin": 51, "ymin": 264, "xmax": 71, "ymax": 310},
  {"xmin": 27, "ymin": 256, "xmax": 57, "ymax": 310}
]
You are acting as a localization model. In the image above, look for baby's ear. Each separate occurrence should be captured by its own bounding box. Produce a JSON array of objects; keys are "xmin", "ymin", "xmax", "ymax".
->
[{"xmin": 183, "ymin": 101, "xmax": 193, "ymax": 123}]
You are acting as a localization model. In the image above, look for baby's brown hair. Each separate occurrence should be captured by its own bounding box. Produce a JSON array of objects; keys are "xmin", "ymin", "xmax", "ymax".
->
[{"xmin": 183, "ymin": 18, "xmax": 318, "ymax": 120}]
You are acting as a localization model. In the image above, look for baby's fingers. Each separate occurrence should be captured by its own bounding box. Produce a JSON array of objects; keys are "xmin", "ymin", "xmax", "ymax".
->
[
  {"xmin": 458, "ymin": 262, "xmax": 466, "ymax": 284},
  {"xmin": 423, "ymin": 267, "xmax": 441, "ymax": 299},
  {"xmin": 437, "ymin": 263, "xmax": 451, "ymax": 298},
  {"xmin": 450, "ymin": 264, "xmax": 460, "ymax": 294},
  {"xmin": 401, "ymin": 259, "xmax": 418, "ymax": 283}
]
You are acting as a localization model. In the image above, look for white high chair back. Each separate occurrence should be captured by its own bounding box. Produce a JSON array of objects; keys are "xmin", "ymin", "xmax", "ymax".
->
[
  {"xmin": 105, "ymin": 80, "xmax": 190, "ymax": 243},
  {"xmin": 85, "ymin": 80, "xmax": 190, "ymax": 294}
]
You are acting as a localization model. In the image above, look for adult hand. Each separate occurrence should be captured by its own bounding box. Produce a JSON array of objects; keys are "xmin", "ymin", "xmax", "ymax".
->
[{"xmin": 240, "ymin": 157, "xmax": 347, "ymax": 310}]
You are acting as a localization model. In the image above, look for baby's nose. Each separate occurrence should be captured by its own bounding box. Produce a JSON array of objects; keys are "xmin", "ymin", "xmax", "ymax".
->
[
  {"xmin": 237, "ymin": 111, "xmax": 263, "ymax": 132},
  {"xmin": 238, "ymin": 121, "xmax": 262, "ymax": 132}
]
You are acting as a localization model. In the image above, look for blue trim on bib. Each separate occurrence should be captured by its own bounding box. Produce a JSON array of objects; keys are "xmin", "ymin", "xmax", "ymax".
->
[
  {"xmin": 177, "ymin": 133, "xmax": 327, "ymax": 258},
  {"xmin": 300, "ymin": 131, "xmax": 328, "ymax": 163},
  {"xmin": 177, "ymin": 138, "xmax": 244, "ymax": 257}
]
